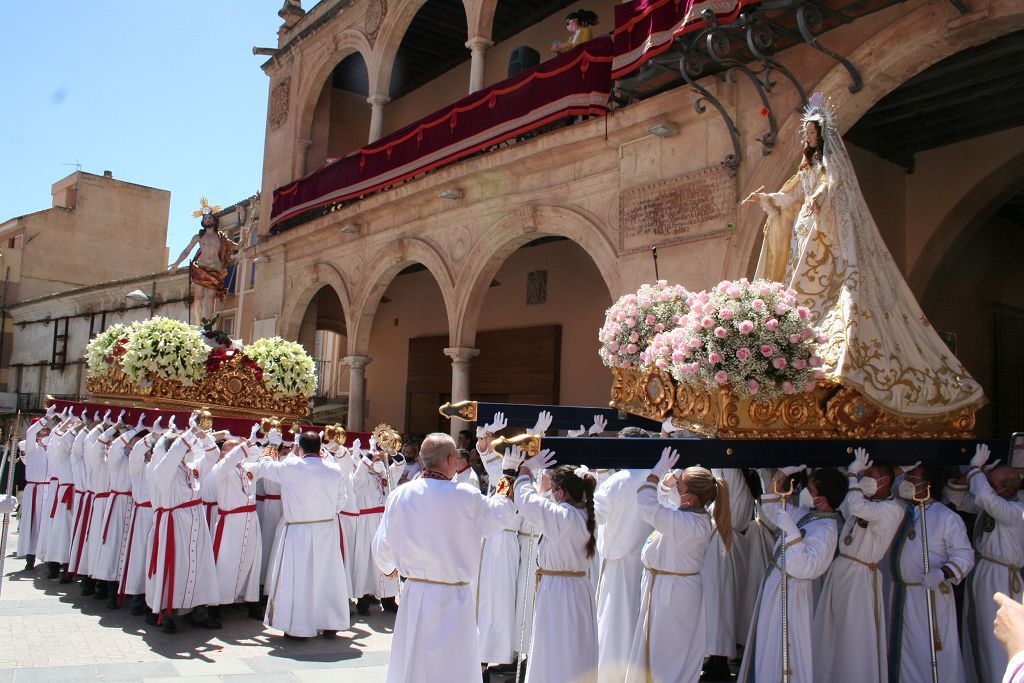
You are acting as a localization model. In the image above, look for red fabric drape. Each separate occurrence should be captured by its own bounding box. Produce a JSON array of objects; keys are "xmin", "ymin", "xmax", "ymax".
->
[{"xmin": 270, "ymin": 38, "xmax": 613, "ymax": 228}]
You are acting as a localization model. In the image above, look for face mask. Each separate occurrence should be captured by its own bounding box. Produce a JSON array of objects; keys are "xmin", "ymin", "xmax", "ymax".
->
[
  {"xmin": 897, "ymin": 480, "xmax": 917, "ymax": 500},
  {"xmin": 372, "ymin": 459, "xmax": 386, "ymax": 475},
  {"xmin": 859, "ymin": 476, "xmax": 878, "ymax": 497},
  {"xmin": 798, "ymin": 487, "xmax": 815, "ymax": 509}
]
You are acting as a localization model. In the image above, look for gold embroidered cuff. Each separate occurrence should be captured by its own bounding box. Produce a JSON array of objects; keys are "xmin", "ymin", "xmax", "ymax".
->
[
  {"xmin": 262, "ymin": 445, "xmax": 280, "ymax": 459},
  {"xmin": 638, "ymin": 483, "xmax": 657, "ymax": 493},
  {"xmin": 495, "ymin": 475, "xmax": 516, "ymax": 499},
  {"xmin": 784, "ymin": 535, "xmax": 803, "ymax": 548},
  {"xmin": 761, "ymin": 495, "xmax": 782, "ymax": 504}
]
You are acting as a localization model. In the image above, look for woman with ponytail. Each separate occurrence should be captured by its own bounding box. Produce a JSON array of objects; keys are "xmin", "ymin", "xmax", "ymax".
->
[
  {"xmin": 624, "ymin": 448, "xmax": 729, "ymax": 683},
  {"xmin": 515, "ymin": 449, "xmax": 598, "ymax": 683}
]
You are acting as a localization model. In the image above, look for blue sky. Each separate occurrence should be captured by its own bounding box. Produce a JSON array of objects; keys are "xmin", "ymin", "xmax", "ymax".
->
[{"xmin": 0, "ymin": 1, "xmax": 282, "ymax": 261}]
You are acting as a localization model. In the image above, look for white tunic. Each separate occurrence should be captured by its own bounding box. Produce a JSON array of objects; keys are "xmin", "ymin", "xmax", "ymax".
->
[
  {"xmin": 209, "ymin": 443, "xmax": 262, "ymax": 604},
  {"xmin": 351, "ymin": 458, "xmax": 403, "ymax": 599},
  {"xmin": 84, "ymin": 426, "xmax": 118, "ymax": 578},
  {"xmin": 323, "ymin": 447, "xmax": 357, "ymax": 599},
  {"xmin": 593, "ymin": 469, "xmax": 651, "ymax": 683},
  {"xmin": 477, "ymin": 452, "xmax": 520, "ymax": 665},
  {"xmin": 119, "ymin": 435, "xmax": 155, "ymax": 597},
  {"xmin": 40, "ymin": 428, "xmax": 77, "ymax": 565},
  {"xmin": 515, "ymin": 475, "xmax": 598, "ymax": 683},
  {"xmin": 144, "ymin": 435, "xmax": 220, "ymax": 615},
  {"xmin": 256, "ymin": 453, "xmax": 351, "ymax": 637},
  {"xmin": 16, "ymin": 421, "xmax": 48, "ymax": 558},
  {"xmin": 514, "ymin": 516, "xmax": 542, "ymax": 656},
  {"xmin": 93, "ymin": 429, "xmax": 138, "ymax": 582},
  {"xmin": 950, "ymin": 473, "xmax": 1024, "ymax": 683},
  {"xmin": 372, "ymin": 475, "xmax": 516, "ymax": 683},
  {"xmin": 33, "ymin": 430, "xmax": 57, "ymax": 559},
  {"xmin": 256, "ymin": 475, "xmax": 284, "ymax": 585},
  {"xmin": 885, "ymin": 498, "xmax": 974, "ymax": 683},
  {"xmin": 625, "ymin": 483, "xmax": 714, "ymax": 683},
  {"xmin": 738, "ymin": 501, "xmax": 840, "ymax": 683},
  {"xmin": 813, "ymin": 477, "xmax": 903, "ymax": 683},
  {"xmin": 66, "ymin": 428, "xmax": 91, "ymax": 573}
]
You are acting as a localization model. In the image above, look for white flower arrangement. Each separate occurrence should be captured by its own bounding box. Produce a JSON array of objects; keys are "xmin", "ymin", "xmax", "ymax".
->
[
  {"xmin": 84, "ymin": 323, "xmax": 130, "ymax": 378},
  {"xmin": 120, "ymin": 317, "xmax": 210, "ymax": 387},
  {"xmin": 243, "ymin": 337, "xmax": 318, "ymax": 398},
  {"xmin": 598, "ymin": 280, "xmax": 690, "ymax": 369},
  {"xmin": 640, "ymin": 278, "xmax": 825, "ymax": 402}
]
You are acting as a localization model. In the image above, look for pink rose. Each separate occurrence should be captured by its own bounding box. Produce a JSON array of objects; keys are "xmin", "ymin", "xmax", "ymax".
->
[
  {"xmin": 717, "ymin": 281, "xmax": 730, "ymax": 293},
  {"xmin": 759, "ymin": 344, "xmax": 773, "ymax": 357},
  {"xmin": 792, "ymin": 358, "xmax": 807, "ymax": 370},
  {"xmin": 629, "ymin": 332, "xmax": 640, "ymax": 343},
  {"xmin": 715, "ymin": 327, "xmax": 728, "ymax": 338},
  {"xmin": 738, "ymin": 320, "xmax": 754, "ymax": 335},
  {"xmin": 654, "ymin": 323, "xmax": 665, "ymax": 333},
  {"xmin": 689, "ymin": 339, "xmax": 703, "ymax": 350},
  {"xmin": 608, "ymin": 341, "xmax": 620, "ymax": 352},
  {"xmin": 816, "ymin": 334, "xmax": 828, "ymax": 344},
  {"xmin": 782, "ymin": 381, "xmax": 795, "ymax": 395},
  {"xmin": 727, "ymin": 286, "xmax": 743, "ymax": 299},
  {"xmin": 702, "ymin": 317, "xmax": 715, "ymax": 329},
  {"xmin": 809, "ymin": 356, "xmax": 823, "ymax": 368},
  {"xmin": 814, "ymin": 369, "xmax": 826, "ymax": 379},
  {"xmin": 772, "ymin": 357, "xmax": 787, "ymax": 370},
  {"xmin": 625, "ymin": 318, "xmax": 636, "ymax": 328},
  {"xmin": 709, "ymin": 352, "xmax": 721, "ymax": 364},
  {"xmin": 714, "ymin": 370, "xmax": 729, "ymax": 384},
  {"xmin": 752, "ymin": 298, "xmax": 766, "ymax": 312},
  {"xmin": 801, "ymin": 328, "xmax": 814, "ymax": 340},
  {"xmin": 655, "ymin": 358, "xmax": 668, "ymax": 369},
  {"xmin": 720, "ymin": 308, "xmax": 734, "ymax": 321},
  {"xmin": 748, "ymin": 379, "xmax": 760, "ymax": 394},
  {"xmin": 622, "ymin": 359, "xmax": 633, "ymax": 368},
  {"xmin": 789, "ymin": 334, "xmax": 802, "ymax": 344},
  {"xmin": 736, "ymin": 347, "xmax": 751, "ymax": 361},
  {"xmin": 765, "ymin": 318, "xmax": 780, "ymax": 331},
  {"xmin": 774, "ymin": 303, "xmax": 790, "ymax": 316},
  {"xmin": 626, "ymin": 344, "xmax": 639, "ymax": 354},
  {"xmin": 797, "ymin": 306, "xmax": 810, "ymax": 320},
  {"xmin": 803, "ymin": 380, "xmax": 816, "ymax": 392},
  {"xmin": 671, "ymin": 352, "xmax": 686, "ymax": 364},
  {"xmin": 645, "ymin": 314, "xmax": 656, "ymax": 325},
  {"xmin": 608, "ymin": 354, "xmax": 617, "ymax": 365}
]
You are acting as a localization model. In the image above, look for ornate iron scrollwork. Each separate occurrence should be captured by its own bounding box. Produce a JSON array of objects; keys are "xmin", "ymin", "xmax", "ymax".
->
[{"xmin": 796, "ymin": 2, "xmax": 863, "ymax": 93}]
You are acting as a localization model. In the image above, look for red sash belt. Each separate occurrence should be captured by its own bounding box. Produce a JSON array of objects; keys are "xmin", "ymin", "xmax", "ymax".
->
[
  {"xmin": 117, "ymin": 500, "xmax": 151, "ymax": 603},
  {"xmin": 337, "ymin": 516, "xmax": 346, "ymax": 561},
  {"xmin": 69, "ymin": 491, "xmax": 95, "ymax": 576},
  {"xmin": 339, "ymin": 506, "xmax": 385, "ymax": 517},
  {"xmin": 25, "ymin": 480, "xmax": 46, "ymax": 522},
  {"xmin": 101, "ymin": 490, "xmax": 132, "ymax": 543},
  {"xmin": 203, "ymin": 501, "xmax": 216, "ymax": 527},
  {"xmin": 213, "ymin": 503, "xmax": 257, "ymax": 561},
  {"xmin": 256, "ymin": 494, "xmax": 282, "ymax": 501},
  {"xmin": 49, "ymin": 483, "xmax": 75, "ymax": 518},
  {"xmin": 148, "ymin": 498, "xmax": 204, "ymax": 622}
]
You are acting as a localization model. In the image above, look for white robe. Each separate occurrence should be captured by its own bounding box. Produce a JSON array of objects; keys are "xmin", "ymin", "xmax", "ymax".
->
[
  {"xmin": 813, "ymin": 479, "xmax": 904, "ymax": 683},
  {"xmin": 885, "ymin": 498, "xmax": 974, "ymax": 683},
  {"xmin": 40, "ymin": 429, "xmax": 77, "ymax": 565},
  {"xmin": 351, "ymin": 458, "xmax": 403, "ymax": 599},
  {"xmin": 16, "ymin": 421, "xmax": 48, "ymax": 558},
  {"xmin": 119, "ymin": 436, "xmax": 155, "ymax": 597},
  {"xmin": 256, "ymin": 453, "xmax": 351, "ymax": 637},
  {"xmin": 209, "ymin": 444, "xmax": 262, "ymax": 604},
  {"xmin": 593, "ymin": 469, "xmax": 652, "ymax": 683},
  {"xmin": 256, "ymin": 475, "xmax": 284, "ymax": 585},
  {"xmin": 625, "ymin": 483, "xmax": 713, "ymax": 683},
  {"xmin": 66, "ymin": 428, "xmax": 91, "ymax": 573},
  {"xmin": 514, "ymin": 517, "xmax": 542, "ymax": 656},
  {"xmin": 738, "ymin": 501, "xmax": 839, "ymax": 683},
  {"xmin": 515, "ymin": 475, "xmax": 598, "ymax": 683},
  {"xmin": 93, "ymin": 429, "xmax": 138, "ymax": 582},
  {"xmin": 144, "ymin": 435, "xmax": 220, "ymax": 615},
  {"xmin": 949, "ymin": 474, "xmax": 1024, "ymax": 683},
  {"xmin": 84, "ymin": 426, "xmax": 118, "ymax": 579},
  {"xmin": 323, "ymin": 447, "xmax": 357, "ymax": 599},
  {"xmin": 476, "ymin": 452, "xmax": 520, "ymax": 665},
  {"xmin": 372, "ymin": 475, "xmax": 516, "ymax": 683}
]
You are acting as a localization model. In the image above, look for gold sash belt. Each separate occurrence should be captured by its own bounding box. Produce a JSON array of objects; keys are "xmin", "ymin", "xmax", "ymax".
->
[
  {"xmin": 404, "ymin": 576, "xmax": 468, "ymax": 587},
  {"xmin": 979, "ymin": 554, "xmax": 1023, "ymax": 594}
]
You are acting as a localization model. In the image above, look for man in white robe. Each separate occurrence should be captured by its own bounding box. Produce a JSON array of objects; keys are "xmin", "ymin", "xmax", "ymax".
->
[
  {"xmin": 66, "ymin": 416, "xmax": 95, "ymax": 584},
  {"xmin": 16, "ymin": 409, "xmax": 56, "ymax": 570},
  {"xmin": 947, "ymin": 444, "xmax": 1024, "ymax": 683},
  {"xmin": 119, "ymin": 419, "xmax": 160, "ymax": 614},
  {"xmin": 813, "ymin": 448, "xmax": 903, "ymax": 683},
  {"xmin": 886, "ymin": 464, "xmax": 974, "ymax": 683},
  {"xmin": 738, "ymin": 466, "xmax": 847, "ymax": 683},
  {"xmin": 256, "ymin": 429, "xmax": 351, "ymax": 639},
  {"xmin": 39, "ymin": 419, "xmax": 78, "ymax": 577},
  {"xmin": 373, "ymin": 432, "xmax": 519, "ymax": 683},
  {"xmin": 84, "ymin": 416, "xmax": 123, "ymax": 600},
  {"xmin": 351, "ymin": 445, "xmax": 403, "ymax": 615}
]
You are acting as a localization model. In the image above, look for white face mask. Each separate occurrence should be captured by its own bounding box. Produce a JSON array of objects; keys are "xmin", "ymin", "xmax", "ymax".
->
[
  {"xmin": 897, "ymin": 480, "xmax": 917, "ymax": 500},
  {"xmin": 859, "ymin": 476, "xmax": 878, "ymax": 497},
  {"xmin": 372, "ymin": 460, "xmax": 386, "ymax": 475},
  {"xmin": 798, "ymin": 487, "xmax": 815, "ymax": 509}
]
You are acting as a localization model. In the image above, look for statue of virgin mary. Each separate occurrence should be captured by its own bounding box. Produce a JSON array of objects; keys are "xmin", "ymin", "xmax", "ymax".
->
[{"xmin": 748, "ymin": 93, "xmax": 984, "ymax": 420}]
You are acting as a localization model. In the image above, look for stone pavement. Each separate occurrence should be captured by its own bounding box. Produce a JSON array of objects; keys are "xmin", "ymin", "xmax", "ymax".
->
[{"xmin": 0, "ymin": 525, "xmax": 395, "ymax": 682}]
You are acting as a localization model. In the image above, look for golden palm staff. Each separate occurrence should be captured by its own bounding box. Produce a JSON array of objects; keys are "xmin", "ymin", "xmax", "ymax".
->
[{"xmin": 914, "ymin": 483, "xmax": 940, "ymax": 683}]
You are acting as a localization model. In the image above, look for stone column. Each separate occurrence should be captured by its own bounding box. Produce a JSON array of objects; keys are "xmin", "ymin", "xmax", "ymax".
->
[
  {"xmin": 367, "ymin": 95, "xmax": 391, "ymax": 143},
  {"xmin": 444, "ymin": 347, "xmax": 480, "ymax": 437},
  {"xmin": 343, "ymin": 355, "xmax": 372, "ymax": 431},
  {"xmin": 294, "ymin": 138, "xmax": 313, "ymax": 177},
  {"xmin": 465, "ymin": 37, "xmax": 494, "ymax": 93}
]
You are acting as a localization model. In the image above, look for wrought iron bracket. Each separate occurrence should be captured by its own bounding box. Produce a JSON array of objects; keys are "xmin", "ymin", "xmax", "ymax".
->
[
  {"xmin": 796, "ymin": 2, "xmax": 863, "ymax": 92},
  {"xmin": 947, "ymin": 0, "xmax": 970, "ymax": 14},
  {"xmin": 744, "ymin": 16, "xmax": 809, "ymax": 109},
  {"xmin": 679, "ymin": 49, "xmax": 742, "ymax": 176}
]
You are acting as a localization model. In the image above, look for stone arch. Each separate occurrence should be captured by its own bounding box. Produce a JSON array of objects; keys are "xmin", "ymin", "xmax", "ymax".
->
[
  {"xmin": 729, "ymin": 0, "xmax": 1024, "ymax": 279},
  {"xmin": 369, "ymin": 0, "xmax": 473, "ymax": 100},
  {"xmin": 913, "ymin": 148, "xmax": 1024, "ymax": 304},
  {"xmin": 348, "ymin": 237, "xmax": 457, "ymax": 354},
  {"xmin": 295, "ymin": 29, "xmax": 376, "ymax": 148},
  {"xmin": 466, "ymin": 0, "xmax": 497, "ymax": 41},
  {"xmin": 453, "ymin": 204, "xmax": 618, "ymax": 348},
  {"xmin": 279, "ymin": 262, "xmax": 353, "ymax": 341}
]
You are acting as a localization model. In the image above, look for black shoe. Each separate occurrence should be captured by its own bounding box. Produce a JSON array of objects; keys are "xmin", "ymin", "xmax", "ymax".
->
[
  {"xmin": 106, "ymin": 592, "xmax": 120, "ymax": 610},
  {"xmin": 381, "ymin": 597, "xmax": 398, "ymax": 613},
  {"xmin": 184, "ymin": 608, "xmax": 221, "ymax": 630},
  {"xmin": 356, "ymin": 596, "xmax": 371, "ymax": 616},
  {"xmin": 130, "ymin": 601, "xmax": 147, "ymax": 616},
  {"xmin": 321, "ymin": 630, "xmax": 338, "ymax": 638},
  {"xmin": 24, "ymin": 555, "xmax": 35, "ymax": 571},
  {"xmin": 162, "ymin": 617, "xmax": 178, "ymax": 634},
  {"xmin": 701, "ymin": 655, "xmax": 733, "ymax": 681},
  {"xmin": 47, "ymin": 562, "xmax": 60, "ymax": 579},
  {"xmin": 81, "ymin": 579, "xmax": 95, "ymax": 596},
  {"xmin": 94, "ymin": 582, "xmax": 109, "ymax": 600},
  {"xmin": 145, "ymin": 612, "xmax": 158, "ymax": 626},
  {"xmin": 283, "ymin": 633, "xmax": 309, "ymax": 641},
  {"xmin": 59, "ymin": 571, "xmax": 73, "ymax": 584},
  {"xmin": 247, "ymin": 602, "xmax": 264, "ymax": 620}
]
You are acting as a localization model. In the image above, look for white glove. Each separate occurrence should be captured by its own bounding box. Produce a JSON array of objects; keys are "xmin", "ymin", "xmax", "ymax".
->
[
  {"xmin": 651, "ymin": 446, "xmax": 680, "ymax": 481},
  {"xmin": 900, "ymin": 461, "xmax": 922, "ymax": 472},
  {"xmin": 150, "ymin": 416, "xmax": 163, "ymax": 433},
  {"xmin": 102, "ymin": 409, "xmax": 112, "ymax": 424},
  {"xmin": 249, "ymin": 424, "xmax": 260, "ymax": 443},
  {"xmin": 116, "ymin": 409, "xmax": 126, "ymax": 425},
  {"xmin": 971, "ymin": 443, "xmax": 991, "ymax": 470},
  {"xmin": 0, "ymin": 494, "xmax": 17, "ymax": 515},
  {"xmin": 267, "ymin": 428, "xmax": 283, "ymax": 447},
  {"xmin": 848, "ymin": 447, "xmax": 872, "ymax": 476},
  {"xmin": 502, "ymin": 444, "xmax": 525, "ymax": 471},
  {"xmin": 923, "ymin": 568, "xmax": 946, "ymax": 590},
  {"xmin": 482, "ymin": 411, "xmax": 508, "ymax": 437},
  {"xmin": 527, "ymin": 410, "xmax": 553, "ymax": 436},
  {"xmin": 318, "ymin": 430, "xmax": 325, "ymax": 441},
  {"xmin": 189, "ymin": 413, "xmax": 198, "ymax": 431},
  {"xmin": 661, "ymin": 417, "xmax": 679, "ymax": 435},
  {"xmin": 985, "ymin": 458, "xmax": 1003, "ymax": 474},
  {"xmin": 567, "ymin": 425, "xmax": 587, "ymax": 438},
  {"xmin": 523, "ymin": 449, "xmax": 557, "ymax": 474},
  {"xmin": 135, "ymin": 413, "xmax": 146, "ymax": 431},
  {"xmin": 167, "ymin": 416, "xmax": 177, "ymax": 433},
  {"xmin": 779, "ymin": 465, "xmax": 807, "ymax": 477},
  {"xmin": 80, "ymin": 407, "xmax": 89, "ymax": 421},
  {"xmin": 773, "ymin": 505, "xmax": 798, "ymax": 535},
  {"xmin": 352, "ymin": 438, "xmax": 362, "ymax": 456},
  {"xmin": 45, "ymin": 404, "xmax": 57, "ymax": 419},
  {"xmin": 588, "ymin": 415, "xmax": 608, "ymax": 436}
]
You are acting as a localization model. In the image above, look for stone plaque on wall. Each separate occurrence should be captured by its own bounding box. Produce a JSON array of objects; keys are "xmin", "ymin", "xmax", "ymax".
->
[
  {"xmin": 269, "ymin": 78, "xmax": 290, "ymax": 130},
  {"xmin": 618, "ymin": 166, "xmax": 737, "ymax": 253}
]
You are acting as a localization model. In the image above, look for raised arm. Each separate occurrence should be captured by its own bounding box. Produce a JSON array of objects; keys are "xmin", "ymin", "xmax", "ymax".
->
[
  {"xmin": 169, "ymin": 234, "xmax": 200, "ymax": 270},
  {"xmin": 637, "ymin": 482, "xmax": 708, "ymax": 537},
  {"xmin": 127, "ymin": 435, "xmax": 155, "ymax": 481}
]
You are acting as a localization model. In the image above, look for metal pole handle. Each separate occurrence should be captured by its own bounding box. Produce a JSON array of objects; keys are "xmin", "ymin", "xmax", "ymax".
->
[{"xmin": 915, "ymin": 485, "xmax": 939, "ymax": 683}]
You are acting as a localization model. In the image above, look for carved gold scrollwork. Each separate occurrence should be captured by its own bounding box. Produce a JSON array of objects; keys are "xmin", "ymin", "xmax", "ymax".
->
[{"xmin": 641, "ymin": 369, "xmax": 676, "ymax": 419}]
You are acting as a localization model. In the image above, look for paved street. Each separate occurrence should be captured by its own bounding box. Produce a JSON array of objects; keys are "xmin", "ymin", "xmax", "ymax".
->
[{"xmin": 0, "ymin": 525, "xmax": 395, "ymax": 682}]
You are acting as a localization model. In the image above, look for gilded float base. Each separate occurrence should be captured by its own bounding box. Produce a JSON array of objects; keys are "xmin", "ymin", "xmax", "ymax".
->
[
  {"xmin": 610, "ymin": 367, "xmax": 975, "ymax": 439},
  {"xmin": 85, "ymin": 355, "xmax": 310, "ymax": 421}
]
